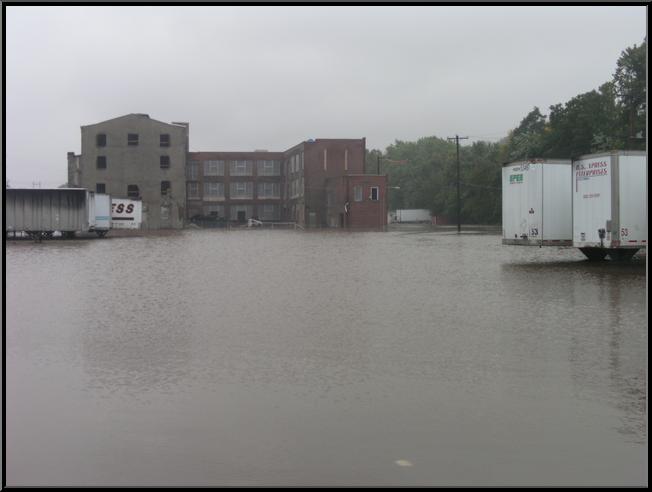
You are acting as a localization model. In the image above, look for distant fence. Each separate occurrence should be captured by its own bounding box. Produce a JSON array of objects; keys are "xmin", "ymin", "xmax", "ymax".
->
[{"xmin": 256, "ymin": 222, "xmax": 303, "ymax": 230}]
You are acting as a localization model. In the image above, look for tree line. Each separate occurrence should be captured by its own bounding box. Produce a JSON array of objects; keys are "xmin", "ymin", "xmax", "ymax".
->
[{"xmin": 368, "ymin": 40, "xmax": 646, "ymax": 225}]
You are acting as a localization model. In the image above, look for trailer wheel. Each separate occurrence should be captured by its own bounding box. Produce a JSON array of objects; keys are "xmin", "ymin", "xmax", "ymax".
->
[
  {"xmin": 606, "ymin": 249, "xmax": 638, "ymax": 262},
  {"xmin": 579, "ymin": 248, "xmax": 607, "ymax": 261},
  {"xmin": 62, "ymin": 231, "xmax": 76, "ymax": 239},
  {"xmin": 96, "ymin": 230, "xmax": 108, "ymax": 238}
]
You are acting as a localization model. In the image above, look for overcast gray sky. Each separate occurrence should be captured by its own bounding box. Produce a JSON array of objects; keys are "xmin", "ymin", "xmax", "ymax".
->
[{"xmin": 4, "ymin": 5, "xmax": 647, "ymax": 187}]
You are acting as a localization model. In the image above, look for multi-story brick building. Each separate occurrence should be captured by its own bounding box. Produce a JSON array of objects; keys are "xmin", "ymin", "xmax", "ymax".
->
[
  {"xmin": 283, "ymin": 138, "xmax": 368, "ymax": 227},
  {"xmin": 68, "ymin": 114, "xmax": 387, "ymax": 230},
  {"xmin": 68, "ymin": 113, "xmax": 189, "ymax": 229},
  {"xmin": 186, "ymin": 151, "xmax": 284, "ymax": 223}
]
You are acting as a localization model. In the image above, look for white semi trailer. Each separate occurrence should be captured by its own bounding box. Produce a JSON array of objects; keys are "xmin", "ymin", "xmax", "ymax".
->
[
  {"xmin": 502, "ymin": 159, "xmax": 573, "ymax": 245},
  {"xmin": 572, "ymin": 150, "xmax": 647, "ymax": 261},
  {"xmin": 393, "ymin": 209, "xmax": 432, "ymax": 223},
  {"xmin": 111, "ymin": 198, "xmax": 143, "ymax": 229},
  {"xmin": 5, "ymin": 188, "xmax": 93, "ymax": 239},
  {"xmin": 88, "ymin": 192, "xmax": 112, "ymax": 237}
]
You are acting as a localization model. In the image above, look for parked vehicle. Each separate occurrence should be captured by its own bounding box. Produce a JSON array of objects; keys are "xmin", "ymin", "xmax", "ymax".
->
[
  {"xmin": 572, "ymin": 150, "xmax": 646, "ymax": 260},
  {"xmin": 502, "ymin": 159, "xmax": 572, "ymax": 245}
]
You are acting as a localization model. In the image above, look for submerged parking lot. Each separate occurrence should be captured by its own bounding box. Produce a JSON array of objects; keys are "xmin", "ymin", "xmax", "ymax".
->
[{"xmin": 5, "ymin": 227, "xmax": 647, "ymax": 486}]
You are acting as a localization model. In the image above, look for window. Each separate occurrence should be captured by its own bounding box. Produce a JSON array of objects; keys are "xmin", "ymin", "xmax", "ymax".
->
[
  {"xmin": 260, "ymin": 204, "xmax": 279, "ymax": 221},
  {"xmin": 370, "ymin": 186, "xmax": 379, "ymax": 201},
  {"xmin": 257, "ymin": 160, "xmax": 280, "ymax": 176},
  {"xmin": 160, "ymin": 134, "xmax": 170, "ymax": 147},
  {"xmin": 96, "ymin": 183, "xmax": 106, "ymax": 194},
  {"xmin": 128, "ymin": 133, "xmax": 139, "ymax": 146},
  {"xmin": 187, "ymin": 182, "xmax": 200, "ymax": 199},
  {"xmin": 160, "ymin": 155, "xmax": 170, "ymax": 169},
  {"xmin": 230, "ymin": 160, "xmax": 253, "ymax": 176},
  {"xmin": 354, "ymin": 185, "xmax": 363, "ymax": 202},
  {"xmin": 161, "ymin": 181, "xmax": 171, "ymax": 196},
  {"xmin": 187, "ymin": 161, "xmax": 199, "ymax": 179},
  {"xmin": 127, "ymin": 185, "xmax": 140, "ymax": 198},
  {"xmin": 203, "ymin": 204, "xmax": 224, "ymax": 218},
  {"xmin": 257, "ymin": 182, "xmax": 280, "ymax": 198},
  {"xmin": 203, "ymin": 160, "xmax": 224, "ymax": 176},
  {"xmin": 230, "ymin": 205, "xmax": 253, "ymax": 221},
  {"xmin": 96, "ymin": 134, "xmax": 106, "ymax": 147},
  {"xmin": 203, "ymin": 182, "xmax": 224, "ymax": 200},
  {"xmin": 96, "ymin": 156, "xmax": 107, "ymax": 169},
  {"xmin": 230, "ymin": 181, "xmax": 253, "ymax": 199}
]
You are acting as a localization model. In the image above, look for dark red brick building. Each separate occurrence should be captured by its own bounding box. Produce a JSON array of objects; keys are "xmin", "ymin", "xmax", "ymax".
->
[
  {"xmin": 187, "ymin": 137, "xmax": 387, "ymax": 230},
  {"xmin": 186, "ymin": 151, "xmax": 284, "ymax": 222},
  {"xmin": 326, "ymin": 174, "xmax": 388, "ymax": 229}
]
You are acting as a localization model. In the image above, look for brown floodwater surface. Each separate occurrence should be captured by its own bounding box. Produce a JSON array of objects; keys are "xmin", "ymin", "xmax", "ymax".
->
[{"xmin": 5, "ymin": 227, "xmax": 647, "ymax": 486}]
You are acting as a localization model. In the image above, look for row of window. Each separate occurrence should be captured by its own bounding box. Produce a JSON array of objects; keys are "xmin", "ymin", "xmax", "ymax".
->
[
  {"xmin": 96, "ymin": 133, "xmax": 171, "ymax": 147},
  {"xmin": 187, "ymin": 160, "xmax": 282, "ymax": 178},
  {"xmin": 96, "ymin": 156, "xmax": 172, "ymax": 170},
  {"xmin": 187, "ymin": 182, "xmax": 281, "ymax": 200},
  {"xmin": 96, "ymin": 182, "xmax": 379, "ymax": 202},
  {"xmin": 95, "ymin": 182, "xmax": 171, "ymax": 197},
  {"xmin": 289, "ymin": 177, "xmax": 304, "ymax": 199},
  {"xmin": 353, "ymin": 185, "xmax": 380, "ymax": 202},
  {"xmin": 197, "ymin": 204, "xmax": 280, "ymax": 221},
  {"xmin": 287, "ymin": 152, "xmax": 304, "ymax": 174}
]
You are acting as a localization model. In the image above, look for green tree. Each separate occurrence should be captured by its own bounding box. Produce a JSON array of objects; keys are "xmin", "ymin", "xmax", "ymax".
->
[
  {"xmin": 507, "ymin": 107, "xmax": 547, "ymax": 160},
  {"xmin": 613, "ymin": 40, "xmax": 646, "ymax": 148}
]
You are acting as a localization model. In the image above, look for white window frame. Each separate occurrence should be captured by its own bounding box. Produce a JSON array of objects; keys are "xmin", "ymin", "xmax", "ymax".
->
[
  {"xmin": 204, "ymin": 160, "xmax": 224, "ymax": 176},
  {"xmin": 230, "ymin": 181, "xmax": 253, "ymax": 199},
  {"xmin": 187, "ymin": 182, "xmax": 200, "ymax": 199},
  {"xmin": 203, "ymin": 181, "xmax": 224, "ymax": 199},
  {"xmin": 187, "ymin": 161, "xmax": 199, "ymax": 180}
]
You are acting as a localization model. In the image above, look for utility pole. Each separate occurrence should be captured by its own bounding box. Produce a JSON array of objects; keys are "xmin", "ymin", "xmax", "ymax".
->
[
  {"xmin": 447, "ymin": 135, "xmax": 468, "ymax": 233},
  {"xmin": 377, "ymin": 154, "xmax": 380, "ymax": 175}
]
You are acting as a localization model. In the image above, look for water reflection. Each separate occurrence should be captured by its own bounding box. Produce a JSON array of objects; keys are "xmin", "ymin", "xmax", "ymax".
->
[{"xmin": 501, "ymin": 257, "xmax": 647, "ymax": 444}]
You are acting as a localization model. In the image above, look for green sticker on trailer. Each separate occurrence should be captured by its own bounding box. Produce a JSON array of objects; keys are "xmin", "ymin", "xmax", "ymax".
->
[{"xmin": 510, "ymin": 174, "xmax": 523, "ymax": 184}]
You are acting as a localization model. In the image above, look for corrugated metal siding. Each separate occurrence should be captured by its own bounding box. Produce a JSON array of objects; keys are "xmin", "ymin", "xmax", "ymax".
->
[{"xmin": 5, "ymin": 189, "xmax": 89, "ymax": 232}]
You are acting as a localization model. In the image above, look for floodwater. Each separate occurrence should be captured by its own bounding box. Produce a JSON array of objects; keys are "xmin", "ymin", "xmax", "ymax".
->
[{"xmin": 5, "ymin": 227, "xmax": 648, "ymax": 486}]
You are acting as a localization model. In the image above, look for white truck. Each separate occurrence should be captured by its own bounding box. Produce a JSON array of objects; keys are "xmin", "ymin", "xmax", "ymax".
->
[
  {"xmin": 502, "ymin": 159, "xmax": 573, "ymax": 246},
  {"xmin": 572, "ymin": 150, "xmax": 646, "ymax": 261},
  {"xmin": 111, "ymin": 198, "xmax": 143, "ymax": 230}
]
